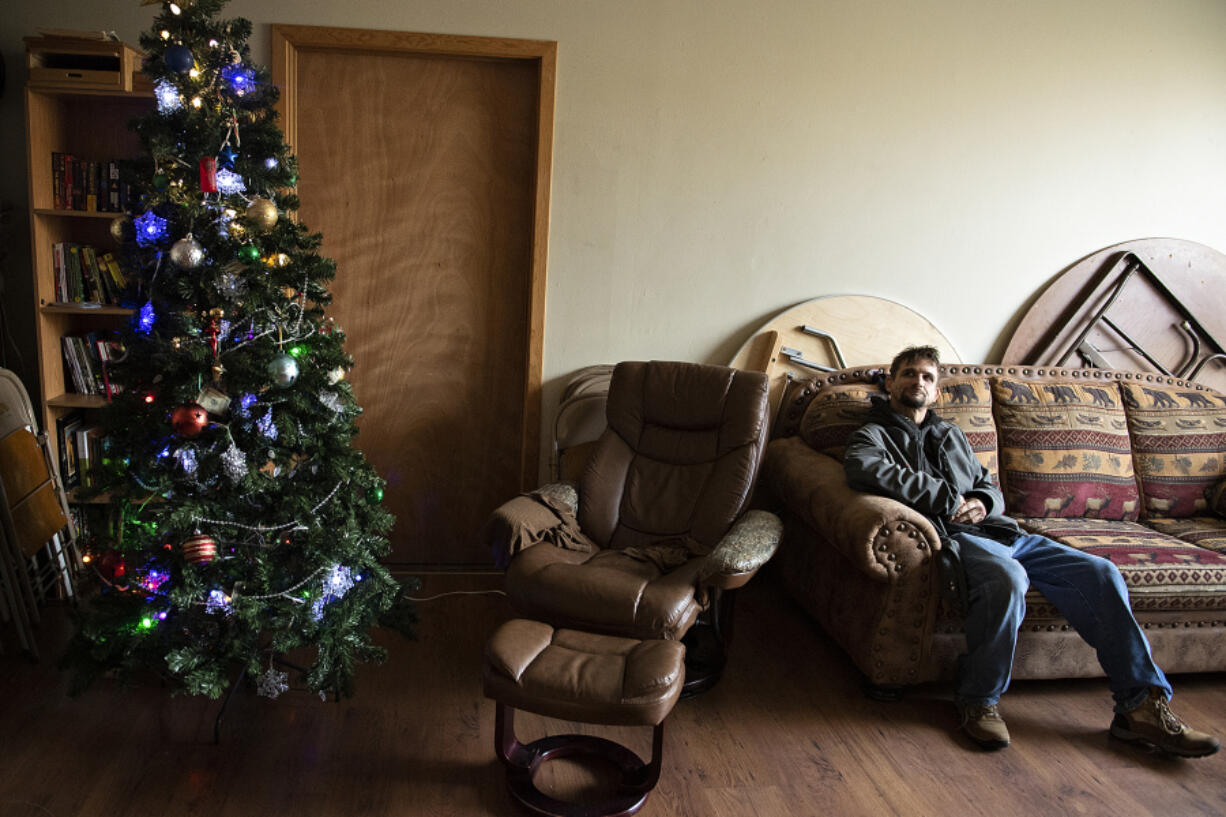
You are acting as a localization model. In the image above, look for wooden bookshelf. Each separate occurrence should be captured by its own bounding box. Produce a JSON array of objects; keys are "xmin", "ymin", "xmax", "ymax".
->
[{"xmin": 23, "ymin": 36, "xmax": 151, "ymax": 469}]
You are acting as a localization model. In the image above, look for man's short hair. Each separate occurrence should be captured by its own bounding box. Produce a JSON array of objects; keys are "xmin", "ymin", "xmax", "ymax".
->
[{"xmin": 889, "ymin": 345, "xmax": 941, "ymax": 378}]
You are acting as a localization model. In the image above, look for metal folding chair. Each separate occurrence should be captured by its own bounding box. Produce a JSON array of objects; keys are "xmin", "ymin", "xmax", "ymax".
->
[{"xmin": 0, "ymin": 368, "xmax": 81, "ymax": 658}]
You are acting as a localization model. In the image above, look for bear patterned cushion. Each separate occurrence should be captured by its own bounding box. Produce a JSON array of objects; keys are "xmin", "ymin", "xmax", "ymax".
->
[
  {"xmin": 1144, "ymin": 517, "xmax": 1226, "ymax": 555},
  {"xmin": 991, "ymin": 378, "xmax": 1139, "ymax": 521},
  {"xmin": 798, "ymin": 382, "xmax": 881, "ymax": 460},
  {"xmin": 1120, "ymin": 382, "xmax": 1226, "ymax": 519},
  {"xmin": 1016, "ymin": 517, "xmax": 1226, "ymax": 612},
  {"xmin": 934, "ymin": 375, "xmax": 998, "ymax": 483}
]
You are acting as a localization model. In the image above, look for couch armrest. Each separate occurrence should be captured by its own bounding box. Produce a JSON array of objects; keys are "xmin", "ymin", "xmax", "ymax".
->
[
  {"xmin": 699, "ymin": 509, "xmax": 782, "ymax": 590},
  {"xmin": 484, "ymin": 481, "xmax": 579, "ymax": 568},
  {"xmin": 763, "ymin": 436, "xmax": 941, "ymax": 582}
]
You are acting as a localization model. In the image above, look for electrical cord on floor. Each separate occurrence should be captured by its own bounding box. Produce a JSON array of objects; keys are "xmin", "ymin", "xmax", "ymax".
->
[{"xmin": 405, "ymin": 589, "xmax": 507, "ymax": 602}]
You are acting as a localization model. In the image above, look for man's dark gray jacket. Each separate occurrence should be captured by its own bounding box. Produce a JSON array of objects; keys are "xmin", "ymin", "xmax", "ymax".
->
[{"xmin": 842, "ymin": 397, "xmax": 1022, "ymax": 542}]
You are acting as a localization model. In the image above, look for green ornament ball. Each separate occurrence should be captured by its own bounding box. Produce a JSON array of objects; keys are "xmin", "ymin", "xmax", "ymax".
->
[
  {"xmin": 239, "ymin": 245, "xmax": 261, "ymax": 262},
  {"xmin": 153, "ymin": 174, "xmax": 170, "ymax": 191},
  {"xmin": 367, "ymin": 486, "xmax": 384, "ymax": 504}
]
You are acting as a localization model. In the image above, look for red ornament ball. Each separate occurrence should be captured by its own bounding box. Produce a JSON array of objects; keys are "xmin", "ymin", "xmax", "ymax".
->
[
  {"xmin": 94, "ymin": 549, "xmax": 127, "ymax": 582},
  {"xmin": 182, "ymin": 534, "xmax": 218, "ymax": 565},
  {"xmin": 171, "ymin": 403, "xmax": 209, "ymax": 436}
]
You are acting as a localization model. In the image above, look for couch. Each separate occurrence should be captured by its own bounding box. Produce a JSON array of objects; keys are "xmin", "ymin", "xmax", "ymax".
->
[{"xmin": 762, "ymin": 363, "xmax": 1226, "ymax": 693}]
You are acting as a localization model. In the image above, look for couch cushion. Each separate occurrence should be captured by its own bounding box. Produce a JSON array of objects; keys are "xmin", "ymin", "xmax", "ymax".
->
[
  {"xmin": 1016, "ymin": 517, "xmax": 1226, "ymax": 612},
  {"xmin": 992, "ymin": 378, "xmax": 1139, "ymax": 521},
  {"xmin": 934, "ymin": 375, "xmax": 998, "ymax": 483},
  {"xmin": 1119, "ymin": 381, "xmax": 1226, "ymax": 519},
  {"xmin": 798, "ymin": 382, "xmax": 879, "ymax": 460},
  {"xmin": 1144, "ymin": 516, "xmax": 1226, "ymax": 555},
  {"xmin": 1209, "ymin": 478, "xmax": 1226, "ymax": 517}
]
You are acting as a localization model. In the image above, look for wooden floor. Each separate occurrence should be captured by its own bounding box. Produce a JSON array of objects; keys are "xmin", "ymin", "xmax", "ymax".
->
[{"xmin": 2, "ymin": 569, "xmax": 1225, "ymax": 817}]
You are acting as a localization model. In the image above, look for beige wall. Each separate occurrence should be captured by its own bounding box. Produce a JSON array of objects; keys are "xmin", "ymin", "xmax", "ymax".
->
[{"xmin": 3, "ymin": 0, "xmax": 1225, "ymax": 471}]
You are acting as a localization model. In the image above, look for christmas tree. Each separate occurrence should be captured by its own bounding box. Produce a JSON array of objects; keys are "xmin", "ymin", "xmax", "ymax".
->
[{"xmin": 61, "ymin": 0, "xmax": 416, "ymax": 700}]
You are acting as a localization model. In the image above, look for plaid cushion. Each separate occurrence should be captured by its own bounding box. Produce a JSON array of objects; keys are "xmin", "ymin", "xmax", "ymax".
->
[
  {"xmin": 992, "ymin": 378, "xmax": 1139, "ymax": 521},
  {"xmin": 1144, "ymin": 516, "xmax": 1226, "ymax": 555},
  {"xmin": 798, "ymin": 382, "xmax": 880, "ymax": 460},
  {"xmin": 933, "ymin": 375, "xmax": 998, "ymax": 483},
  {"xmin": 1016, "ymin": 517, "xmax": 1226, "ymax": 612},
  {"xmin": 1120, "ymin": 382, "xmax": 1226, "ymax": 519}
]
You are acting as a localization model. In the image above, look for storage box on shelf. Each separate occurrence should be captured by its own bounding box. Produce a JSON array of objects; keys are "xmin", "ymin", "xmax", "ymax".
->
[
  {"xmin": 24, "ymin": 36, "xmax": 151, "ymax": 490},
  {"xmin": 26, "ymin": 36, "xmax": 145, "ymax": 92}
]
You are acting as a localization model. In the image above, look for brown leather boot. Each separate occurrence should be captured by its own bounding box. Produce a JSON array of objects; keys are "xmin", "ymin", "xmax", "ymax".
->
[
  {"xmin": 957, "ymin": 702, "xmax": 1010, "ymax": 750},
  {"xmin": 1111, "ymin": 688, "xmax": 1220, "ymax": 758}
]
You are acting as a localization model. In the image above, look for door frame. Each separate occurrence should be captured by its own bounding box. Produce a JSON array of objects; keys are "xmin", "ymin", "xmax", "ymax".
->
[{"xmin": 271, "ymin": 24, "xmax": 556, "ymax": 492}]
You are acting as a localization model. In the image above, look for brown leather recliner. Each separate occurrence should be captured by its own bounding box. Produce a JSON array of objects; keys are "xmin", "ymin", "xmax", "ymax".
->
[{"xmin": 486, "ymin": 360, "xmax": 783, "ymax": 692}]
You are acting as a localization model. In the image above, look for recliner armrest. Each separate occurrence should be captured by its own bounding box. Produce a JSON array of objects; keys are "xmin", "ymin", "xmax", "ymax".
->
[
  {"xmin": 764, "ymin": 437, "xmax": 941, "ymax": 582},
  {"xmin": 699, "ymin": 510, "xmax": 782, "ymax": 590},
  {"xmin": 484, "ymin": 481, "xmax": 580, "ymax": 568}
]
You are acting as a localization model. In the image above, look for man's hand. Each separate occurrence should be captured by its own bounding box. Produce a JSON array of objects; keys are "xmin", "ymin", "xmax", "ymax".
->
[{"xmin": 951, "ymin": 495, "xmax": 987, "ymax": 525}]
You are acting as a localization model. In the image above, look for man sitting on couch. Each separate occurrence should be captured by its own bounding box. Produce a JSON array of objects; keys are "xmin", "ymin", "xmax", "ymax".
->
[{"xmin": 842, "ymin": 344, "xmax": 1219, "ymax": 757}]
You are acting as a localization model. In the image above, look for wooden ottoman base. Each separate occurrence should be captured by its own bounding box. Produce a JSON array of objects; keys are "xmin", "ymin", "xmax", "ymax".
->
[{"xmin": 483, "ymin": 620, "xmax": 686, "ymax": 817}]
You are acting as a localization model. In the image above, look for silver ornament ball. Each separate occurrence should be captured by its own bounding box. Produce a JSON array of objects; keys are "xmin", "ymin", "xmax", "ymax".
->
[
  {"xmin": 170, "ymin": 236, "xmax": 206, "ymax": 269},
  {"xmin": 267, "ymin": 353, "xmax": 299, "ymax": 387}
]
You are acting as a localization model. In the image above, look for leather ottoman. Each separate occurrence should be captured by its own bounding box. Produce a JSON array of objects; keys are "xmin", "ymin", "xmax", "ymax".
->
[{"xmin": 483, "ymin": 619, "xmax": 686, "ymax": 817}]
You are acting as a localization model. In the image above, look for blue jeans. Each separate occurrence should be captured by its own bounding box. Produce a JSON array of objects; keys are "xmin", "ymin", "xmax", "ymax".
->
[{"xmin": 953, "ymin": 532, "xmax": 1170, "ymax": 712}]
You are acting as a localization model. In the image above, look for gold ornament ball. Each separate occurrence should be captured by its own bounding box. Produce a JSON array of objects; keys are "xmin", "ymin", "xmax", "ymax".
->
[
  {"xmin": 246, "ymin": 198, "xmax": 278, "ymax": 232},
  {"xmin": 109, "ymin": 216, "xmax": 133, "ymax": 244}
]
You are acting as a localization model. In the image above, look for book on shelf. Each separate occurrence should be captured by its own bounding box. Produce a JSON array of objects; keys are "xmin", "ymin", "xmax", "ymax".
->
[
  {"xmin": 53, "ymin": 241, "xmax": 68, "ymax": 301},
  {"xmin": 107, "ymin": 161, "xmax": 122, "ymax": 211},
  {"xmin": 66, "ymin": 243, "xmax": 84, "ymax": 301},
  {"xmin": 100, "ymin": 251, "xmax": 127, "ymax": 294},
  {"xmin": 92, "ymin": 336, "xmax": 125, "ymax": 399},
  {"xmin": 85, "ymin": 161, "xmax": 99, "ymax": 212},
  {"xmin": 70, "ymin": 157, "xmax": 83, "ymax": 210},
  {"xmin": 75, "ymin": 425, "xmax": 107, "ymax": 489},
  {"xmin": 81, "ymin": 246, "xmax": 108, "ymax": 303},
  {"xmin": 52, "ymin": 152, "xmax": 68, "ymax": 210},
  {"xmin": 56, "ymin": 410, "xmax": 84, "ymax": 489},
  {"xmin": 61, "ymin": 336, "xmax": 87, "ymax": 394},
  {"xmin": 79, "ymin": 335, "xmax": 104, "ymax": 395}
]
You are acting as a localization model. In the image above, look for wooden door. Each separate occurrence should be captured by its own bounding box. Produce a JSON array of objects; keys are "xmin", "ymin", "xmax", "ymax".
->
[{"xmin": 273, "ymin": 27, "xmax": 555, "ymax": 568}]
